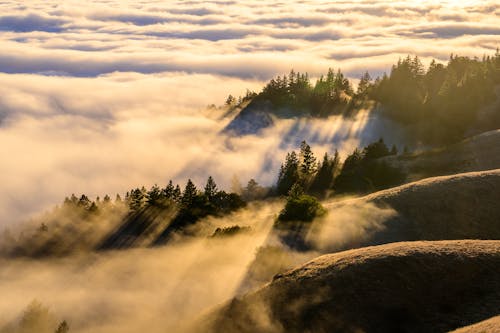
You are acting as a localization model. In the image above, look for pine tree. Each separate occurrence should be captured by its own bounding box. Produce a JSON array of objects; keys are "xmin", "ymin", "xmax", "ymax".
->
[
  {"xmin": 182, "ymin": 179, "xmax": 197, "ymax": 207},
  {"xmin": 277, "ymin": 151, "xmax": 300, "ymax": 195},
  {"xmin": 310, "ymin": 152, "xmax": 336, "ymax": 195},
  {"xmin": 357, "ymin": 71, "xmax": 372, "ymax": 95},
  {"xmin": 129, "ymin": 188, "xmax": 144, "ymax": 211},
  {"xmin": 173, "ymin": 185, "xmax": 182, "ymax": 202},
  {"xmin": 204, "ymin": 176, "xmax": 218, "ymax": 201},
  {"xmin": 147, "ymin": 184, "xmax": 162, "ymax": 206},
  {"xmin": 299, "ymin": 141, "xmax": 317, "ymax": 177},
  {"xmin": 163, "ymin": 180, "xmax": 175, "ymax": 199}
]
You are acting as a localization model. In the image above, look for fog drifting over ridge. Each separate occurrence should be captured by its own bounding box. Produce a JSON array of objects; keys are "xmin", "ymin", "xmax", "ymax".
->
[{"xmin": 0, "ymin": 0, "xmax": 498, "ymax": 224}]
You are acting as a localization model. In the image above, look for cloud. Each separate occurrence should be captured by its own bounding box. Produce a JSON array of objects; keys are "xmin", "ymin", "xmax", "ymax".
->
[
  {"xmin": 0, "ymin": 0, "xmax": 498, "ymax": 226},
  {"xmin": 413, "ymin": 23, "xmax": 500, "ymax": 38},
  {"xmin": 0, "ymin": 13, "xmax": 67, "ymax": 32}
]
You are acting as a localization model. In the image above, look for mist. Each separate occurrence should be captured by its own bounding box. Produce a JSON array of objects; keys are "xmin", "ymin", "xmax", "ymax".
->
[
  {"xmin": 0, "ymin": 202, "xmax": 282, "ymax": 333},
  {"xmin": 0, "ymin": 70, "xmax": 409, "ymax": 229}
]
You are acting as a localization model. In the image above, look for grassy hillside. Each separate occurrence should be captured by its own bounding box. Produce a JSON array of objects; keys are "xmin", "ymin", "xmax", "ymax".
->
[{"xmin": 203, "ymin": 240, "xmax": 500, "ymax": 333}]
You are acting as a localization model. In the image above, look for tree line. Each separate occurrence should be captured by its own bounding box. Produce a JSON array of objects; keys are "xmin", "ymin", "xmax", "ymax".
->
[
  {"xmin": 225, "ymin": 51, "xmax": 500, "ymax": 144},
  {"xmin": 275, "ymin": 139, "xmax": 403, "ymax": 198}
]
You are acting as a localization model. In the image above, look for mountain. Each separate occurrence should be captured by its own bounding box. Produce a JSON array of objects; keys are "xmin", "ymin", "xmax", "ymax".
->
[{"xmin": 201, "ymin": 240, "xmax": 500, "ymax": 333}]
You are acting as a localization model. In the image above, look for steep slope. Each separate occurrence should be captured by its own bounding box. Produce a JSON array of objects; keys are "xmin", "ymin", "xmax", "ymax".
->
[{"xmin": 203, "ymin": 240, "xmax": 500, "ymax": 333}]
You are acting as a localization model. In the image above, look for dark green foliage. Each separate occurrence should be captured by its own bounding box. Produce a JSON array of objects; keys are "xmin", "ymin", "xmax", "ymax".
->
[
  {"xmin": 277, "ymin": 151, "xmax": 300, "ymax": 195},
  {"xmin": 146, "ymin": 184, "xmax": 162, "ymax": 206},
  {"xmin": 334, "ymin": 139, "xmax": 405, "ymax": 194},
  {"xmin": 371, "ymin": 53, "xmax": 500, "ymax": 143},
  {"xmin": 274, "ymin": 138, "xmax": 403, "ymax": 198},
  {"xmin": 363, "ymin": 138, "xmax": 391, "ymax": 160},
  {"xmin": 181, "ymin": 179, "xmax": 197, "ymax": 207},
  {"xmin": 299, "ymin": 140, "xmax": 317, "ymax": 179},
  {"xmin": 277, "ymin": 184, "xmax": 326, "ymax": 223},
  {"xmin": 254, "ymin": 68, "xmax": 354, "ymax": 117},
  {"xmin": 156, "ymin": 178, "xmax": 247, "ymax": 242},
  {"xmin": 127, "ymin": 188, "xmax": 146, "ymax": 211},
  {"xmin": 211, "ymin": 225, "xmax": 251, "ymax": 238},
  {"xmin": 309, "ymin": 151, "xmax": 340, "ymax": 196}
]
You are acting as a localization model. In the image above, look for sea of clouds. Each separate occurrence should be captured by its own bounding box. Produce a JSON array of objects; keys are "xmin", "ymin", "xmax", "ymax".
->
[{"xmin": 0, "ymin": 0, "xmax": 498, "ymax": 224}]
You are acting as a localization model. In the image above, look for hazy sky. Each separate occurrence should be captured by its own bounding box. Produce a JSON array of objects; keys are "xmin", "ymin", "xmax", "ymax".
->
[{"xmin": 0, "ymin": 0, "xmax": 498, "ymax": 225}]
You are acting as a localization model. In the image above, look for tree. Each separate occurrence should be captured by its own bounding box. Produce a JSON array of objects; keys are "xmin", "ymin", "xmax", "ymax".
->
[
  {"xmin": 147, "ymin": 184, "xmax": 162, "ymax": 206},
  {"xmin": 243, "ymin": 178, "xmax": 266, "ymax": 201},
  {"xmin": 299, "ymin": 140, "xmax": 317, "ymax": 177},
  {"xmin": 277, "ymin": 185, "xmax": 326, "ymax": 223},
  {"xmin": 363, "ymin": 138, "xmax": 390, "ymax": 160},
  {"xmin": 173, "ymin": 185, "xmax": 182, "ymax": 202},
  {"xmin": 181, "ymin": 179, "xmax": 197, "ymax": 207},
  {"xmin": 309, "ymin": 151, "xmax": 339, "ymax": 196},
  {"xmin": 55, "ymin": 320, "xmax": 69, "ymax": 333},
  {"xmin": 277, "ymin": 151, "xmax": 300, "ymax": 195},
  {"xmin": 129, "ymin": 188, "xmax": 144, "ymax": 211},
  {"xmin": 204, "ymin": 176, "xmax": 218, "ymax": 201},
  {"xmin": 357, "ymin": 71, "xmax": 372, "ymax": 96},
  {"xmin": 225, "ymin": 94, "xmax": 236, "ymax": 106},
  {"xmin": 163, "ymin": 180, "xmax": 175, "ymax": 199},
  {"xmin": 103, "ymin": 194, "xmax": 111, "ymax": 204}
]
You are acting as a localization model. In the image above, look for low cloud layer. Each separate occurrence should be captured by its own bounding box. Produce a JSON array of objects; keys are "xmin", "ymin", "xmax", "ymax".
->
[
  {"xmin": 0, "ymin": 0, "xmax": 497, "ymax": 224},
  {"xmin": 0, "ymin": 0, "xmax": 497, "ymax": 79},
  {"xmin": 0, "ymin": 71, "xmax": 402, "ymax": 225}
]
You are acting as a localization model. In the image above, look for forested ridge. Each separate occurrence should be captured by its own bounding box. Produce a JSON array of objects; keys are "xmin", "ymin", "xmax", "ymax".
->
[{"xmin": 226, "ymin": 51, "xmax": 500, "ymax": 143}]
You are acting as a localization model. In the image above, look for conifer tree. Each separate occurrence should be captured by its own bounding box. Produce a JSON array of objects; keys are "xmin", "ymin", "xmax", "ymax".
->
[
  {"xmin": 204, "ymin": 176, "xmax": 218, "ymax": 201},
  {"xmin": 299, "ymin": 140, "xmax": 317, "ymax": 177},
  {"xmin": 182, "ymin": 179, "xmax": 197, "ymax": 207},
  {"xmin": 163, "ymin": 180, "xmax": 175, "ymax": 199},
  {"xmin": 277, "ymin": 151, "xmax": 300, "ymax": 195}
]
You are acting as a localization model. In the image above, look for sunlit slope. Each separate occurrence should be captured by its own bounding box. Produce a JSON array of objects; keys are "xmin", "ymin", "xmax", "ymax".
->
[
  {"xmin": 449, "ymin": 315, "xmax": 500, "ymax": 333},
  {"xmin": 308, "ymin": 169, "xmax": 500, "ymax": 253},
  {"xmin": 205, "ymin": 240, "xmax": 500, "ymax": 333},
  {"xmin": 384, "ymin": 129, "xmax": 500, "ymax": 181}
]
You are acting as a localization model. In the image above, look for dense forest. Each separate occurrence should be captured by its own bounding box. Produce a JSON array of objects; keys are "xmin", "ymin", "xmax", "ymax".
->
[{"xmin": 226, "ymin": 51, "xmax": 500, "ymax": 143}]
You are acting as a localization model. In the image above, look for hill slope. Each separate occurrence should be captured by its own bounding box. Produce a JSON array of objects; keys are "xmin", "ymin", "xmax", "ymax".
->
[
  {"xmin": 383, "ymin": 129, "xmax": 500, "ymax": 181},
  {"xmin": 306, "ymin": 169, "xmax": 500, "ymax": 253},
  {"xmin": 203, "ymin": 240, "xmax": 500, "ymax": 333}
]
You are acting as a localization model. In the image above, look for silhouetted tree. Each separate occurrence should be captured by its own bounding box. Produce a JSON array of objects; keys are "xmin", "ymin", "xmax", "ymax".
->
[
  {"xmin": 204, "ymin": 176, "xmax": 218, "ymax": 201},
  {"xmin": 147, "ymin": 184, "xmax": 162, "ymax": 206},
  {"xmin": 277, "ymin": 151, "xmax": 300, "ymax": 196},
  {"xmin": 310, "ymin": 151, "xmax": 339, "ymax": 196},
  {"xmin": 181, "ymin": 179, "xmax": 197, "ymax": 207},
  {"xmin": 299, "ymin": 140, "xmax": 317, "ymax": 178}
]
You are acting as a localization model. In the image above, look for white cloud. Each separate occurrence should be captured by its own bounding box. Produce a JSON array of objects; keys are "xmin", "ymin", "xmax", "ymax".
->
[{"xmin": 0, "ymin": 0, "xmax": 497, "ymax": 225}]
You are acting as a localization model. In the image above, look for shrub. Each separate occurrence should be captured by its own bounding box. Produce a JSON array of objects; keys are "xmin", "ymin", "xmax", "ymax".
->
[{"xmin": 277, "ymin": 192, "xmax": 326, "ymax": 223}]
